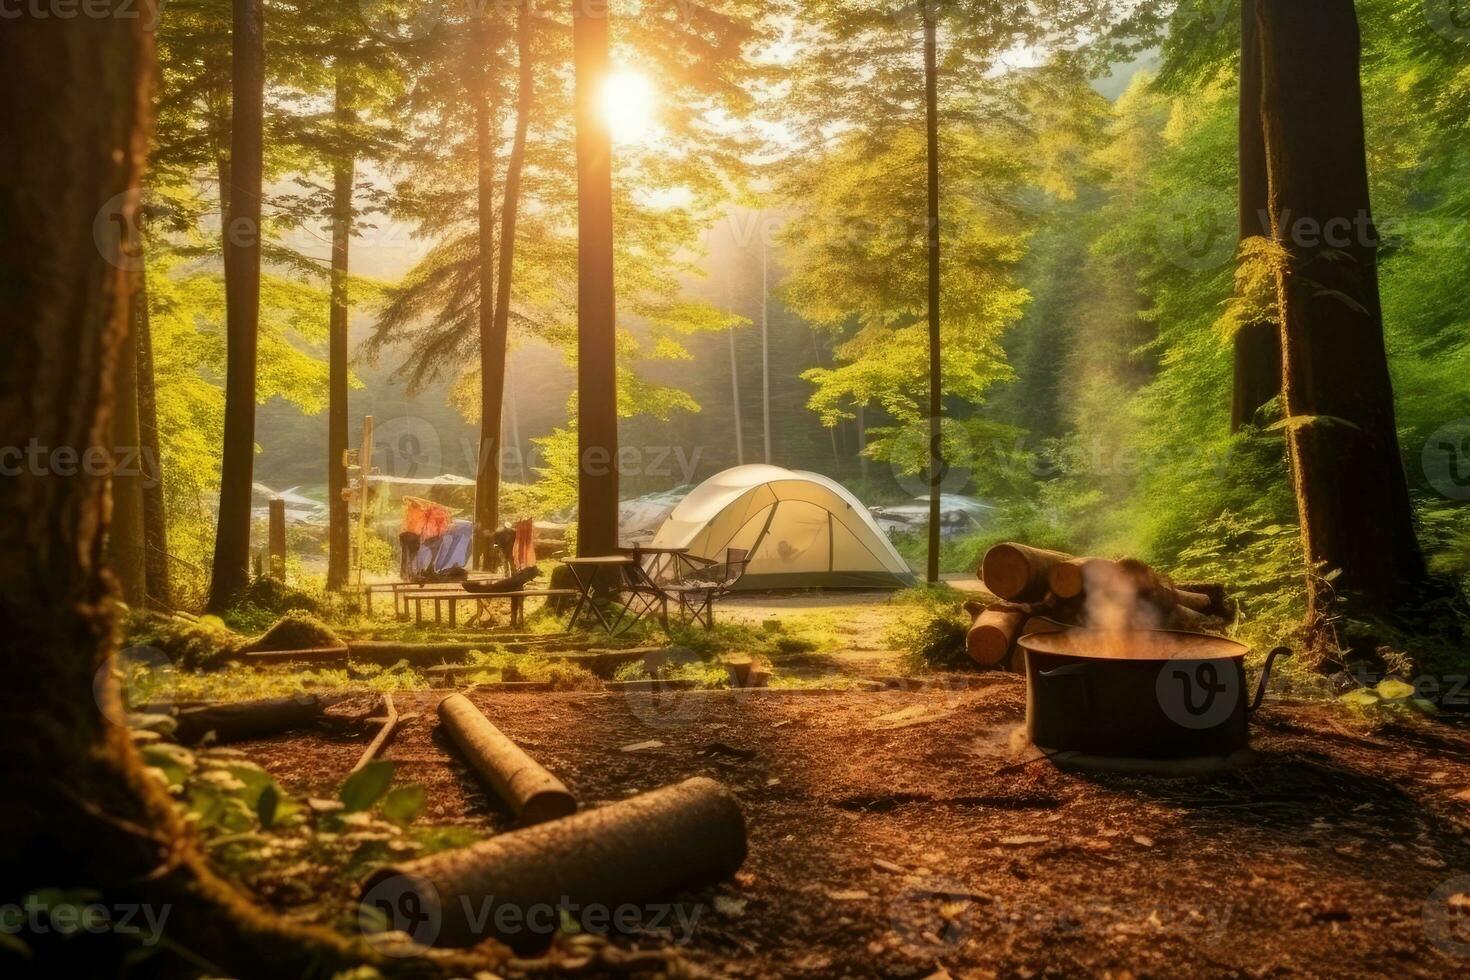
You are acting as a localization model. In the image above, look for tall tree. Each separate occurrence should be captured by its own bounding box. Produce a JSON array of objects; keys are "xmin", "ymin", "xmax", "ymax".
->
[
  {"xmin": 326, "ymin": 62, "xmax": 355, "ymax": 590},
  {"xmin": 922, "ymin": 3, "xmax": 941, "ymax": 584},
  {"xmin": 1255, "ymin": 0, "xmax": 1426, "ymax": 622},
  {"xmin": 208, "ymin": 0, "xmax": 266, "ymax": 610},
  {"xmin": 133, "ymin": 265, "xmax": 171, "ymax": 605},
  {"xmin": 1231, "ymin": 0, "xmax": 1280, "ymax": 432},
  {"xmin": 0, "ymin": 9, "xmax": 374, "ymax": 974},
  {"xmin": 572, "ymin": 0, "xmax": 619, "ymax": 555},
  {"xmin": 472, "ymin": 16, "xmax": 506, "ymax": 569},
  {"xmin": 488, "ymin": 0, "xmax": 540, "ymax": 502},
  {"xmin": 109, "ymin": 290, "xmax": 148, "ymax": 605}
]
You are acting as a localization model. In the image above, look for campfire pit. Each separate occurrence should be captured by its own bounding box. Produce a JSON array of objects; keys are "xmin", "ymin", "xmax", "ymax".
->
[{"xmin": 1018, "ymin": 629, "xmax": 1290, "ymax": 760}]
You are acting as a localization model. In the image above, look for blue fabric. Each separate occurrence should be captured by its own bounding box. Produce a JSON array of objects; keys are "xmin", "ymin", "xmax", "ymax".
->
[{"xmin": 406, "ymin": 519, "xmax": 474, "ymax": 578}]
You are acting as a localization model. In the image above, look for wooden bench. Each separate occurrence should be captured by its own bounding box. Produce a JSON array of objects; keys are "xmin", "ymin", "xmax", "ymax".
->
[
  {"xmin": 403, "ymin": 588, "xmax": 577, "ymax": 628},
  {"xmin": 360, "ymin": 575, "xmax": 504, "ymax": 619}
]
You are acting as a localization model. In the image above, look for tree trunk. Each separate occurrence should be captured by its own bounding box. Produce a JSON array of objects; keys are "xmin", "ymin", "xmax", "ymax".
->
[
  {"xmin": 572, "ymin": 0, "xmax": 620, "ymax": 556},
  {"xmin": 472, "ymin": 23, "xmax": 503, "ymax": 571},
  {"xmin": 0, "ymin": 12, "xmax": 384, "ymax": 976},
  {"xmin": 1231, "ymin": 0, "xmax": 1281, "ymax": 432},
  {"xmin": 1256, "ymin": 0, "xmax": 1426, "ymax": 621},
  {"xmin": 728, "ymin": 283, "xmax": 745, "ymax": 466},
  {"xmin": 326, "ymin": 67, "xmax": 354, "ymax": 591},
  {"xmin": 761, "ymin": 223, "xmax": 771, "ymax": 464},
  {"xmin": 484, "ymin": 3, "xmax": 534, "ymax": 535},
  {"xmin": 923, "ymin": 6, "xmax": 942, "ymax": 585},
  {"xmin": 134, "ymin": 261, "xmax": 171, "ymax": 606},
  {"xmin": 109, "ymin": 280, "xmax": 147, "ymax": 606},
  {"xmin": 208, "ymin": 0, "xmax": 265, "ymax": 611}
]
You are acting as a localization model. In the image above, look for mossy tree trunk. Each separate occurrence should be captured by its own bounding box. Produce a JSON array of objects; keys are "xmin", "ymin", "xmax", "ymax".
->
[{"xmin": 0, "ymin": 6, "xmax": 354, "ymax": 973}]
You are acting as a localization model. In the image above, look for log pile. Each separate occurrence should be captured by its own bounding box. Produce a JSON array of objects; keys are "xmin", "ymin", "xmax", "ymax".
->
[{"xmin": 966, "ymin": 542, "xmax": 1234, "ymax": 669}]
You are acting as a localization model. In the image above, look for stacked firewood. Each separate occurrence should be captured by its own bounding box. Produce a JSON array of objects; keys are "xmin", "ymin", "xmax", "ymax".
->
[{"xmin": 963, "ymin": 542, "xmax": 1235, "ymax": 669}]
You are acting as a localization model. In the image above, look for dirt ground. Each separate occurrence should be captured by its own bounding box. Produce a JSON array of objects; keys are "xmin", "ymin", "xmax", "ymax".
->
[{"xmin": 238, "ymin": 680, "xmax": 1470, "ymax": 978}]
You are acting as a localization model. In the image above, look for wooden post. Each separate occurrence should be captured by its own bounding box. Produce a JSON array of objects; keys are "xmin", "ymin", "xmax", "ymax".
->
[
  {"xmin": 357, "ymin": 414, "xmax": 374, "ymax": 587},
  {"xmin": 267, "ymin": 497, "xmax": 285, "ymax": 580}
]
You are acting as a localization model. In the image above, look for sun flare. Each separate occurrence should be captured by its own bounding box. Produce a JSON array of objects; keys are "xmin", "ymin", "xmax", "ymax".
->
[{"xmin": 600, "ymin": 69, "xmax": 659, "ymax": 146}]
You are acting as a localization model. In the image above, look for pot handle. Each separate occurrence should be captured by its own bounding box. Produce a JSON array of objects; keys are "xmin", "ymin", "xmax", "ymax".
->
[
  {"xmin": 1248, "ymin": 646, "xmax": 1292, "ymax": 717},
  {"xmin": 1037, "ymin": 663, "xmax": 1093, "ymax": 715}
]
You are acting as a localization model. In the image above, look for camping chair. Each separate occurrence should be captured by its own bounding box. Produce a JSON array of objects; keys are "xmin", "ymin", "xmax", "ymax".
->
[{"xmin": 668, "ymin": 548, "xmax": 751, "ymax": 629}]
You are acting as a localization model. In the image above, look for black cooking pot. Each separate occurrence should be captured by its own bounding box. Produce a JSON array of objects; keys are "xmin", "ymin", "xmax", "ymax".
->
[{"xmin": 1018, "ymin": 629, "xmax": 1290, "ymax": 759}]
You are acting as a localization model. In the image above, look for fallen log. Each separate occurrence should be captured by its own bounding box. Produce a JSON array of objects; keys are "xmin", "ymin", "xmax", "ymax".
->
[
  {"xmin": 981, "ymin": 543, "xmax": 1072, "ymax": 602},
  {"xmin": 359, "ymin": 776, "xmax": 746, "ymax": 952},
  {"xmin": 966, "ymin": 607, "xmax": 1028, "ymax": 667},
  {"xmin": 171, "ymin": 695, "xmax": 327, "ymax": 745},
  {"xmin": 437, "ymin": 693, "xmax": 576, "ymax": 825},
  {"xmin": 240, "ymin": 645, "xmax": 349, "ymax": 666},
  {"xmin": 352, "ymin": 694, "xmax": 399, "ymax": 773}
]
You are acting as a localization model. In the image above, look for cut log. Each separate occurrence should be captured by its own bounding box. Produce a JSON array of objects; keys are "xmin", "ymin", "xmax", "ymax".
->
[
  {"xmin": 1173, "ymin": 582, "xmax": 1233, "ymax": 618},
  {"xmin": 437, "ymin": 693, "xmax": 575, "ymax": 825},
  {"xmin": 966, "ymin": 607, "xmax": 1027, "ymax": 667},
  {"xmin": 352, "ymin": 694, "xmax": 398, "ymax": 773},
  {"xmin": 171, "ymin": 695, "xmax": 327, "ymax": 745},
  {"xmin": 981, "ymin": 543, "xmax": 1072, "ymax": 602},
  {"xmin": 359, "ymin": 776, "xmax": 746, "ymax": 951},
  {"xmin": 1048, "ymin": 557, "xmax": 1112, "ymax": 600},
  {"xmin": 1051, "ymin": 558, "xmax": 1219, "ymax": 618},
  {"xmin": 1171, "ymin": 589, "xmax": 1213, "ymax": 613}
]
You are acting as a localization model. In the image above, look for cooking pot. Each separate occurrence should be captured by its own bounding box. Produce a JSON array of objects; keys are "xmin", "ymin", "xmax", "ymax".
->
[{"xmin": 1017, "ymin": 628, "xmax": 1290, "ymax": 759}]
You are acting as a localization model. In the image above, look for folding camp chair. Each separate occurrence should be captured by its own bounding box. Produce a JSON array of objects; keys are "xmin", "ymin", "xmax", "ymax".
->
[{"xmin": 666, "ymin": 548, "xmax": 751, "ymax": 629}]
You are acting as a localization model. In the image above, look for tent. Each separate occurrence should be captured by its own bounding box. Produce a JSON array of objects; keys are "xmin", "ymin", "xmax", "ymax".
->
[{"xmin": 650, "ymin": 464, "xmax": 916, "ymax": 590}]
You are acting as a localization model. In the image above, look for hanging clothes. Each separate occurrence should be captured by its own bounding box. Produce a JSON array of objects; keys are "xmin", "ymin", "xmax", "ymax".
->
[{"xmin": 513, "ymin": 518, "xmax": 536, "ymax": 570}]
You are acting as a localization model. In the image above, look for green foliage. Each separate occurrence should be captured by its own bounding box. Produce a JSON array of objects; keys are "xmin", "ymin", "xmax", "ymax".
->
[
  {"xmin": 339, "ymin": 760, "xmax": 396, "ymax": 813},
  {"xmin": 887, "ymin": 587, "xmax": 973, "ymax": 673},
  {"xmin": 126, "ymin": 611, "xmax": 242, "ymax": 671},
  {"xmin": 459, "ymin": 648, "xmax": 603, "ymax": 690}
]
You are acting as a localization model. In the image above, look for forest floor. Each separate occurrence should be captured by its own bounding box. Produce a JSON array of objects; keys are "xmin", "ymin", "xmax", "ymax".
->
[{"xmin": 235, "ymin": 681, "xmax": 1470, "ymax": 978}]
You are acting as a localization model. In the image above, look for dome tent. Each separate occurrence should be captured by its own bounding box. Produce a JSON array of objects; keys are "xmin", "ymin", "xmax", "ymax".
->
[{"xmin": 649, "ymin": 465, "xmax": 917, "ymax": 590}]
